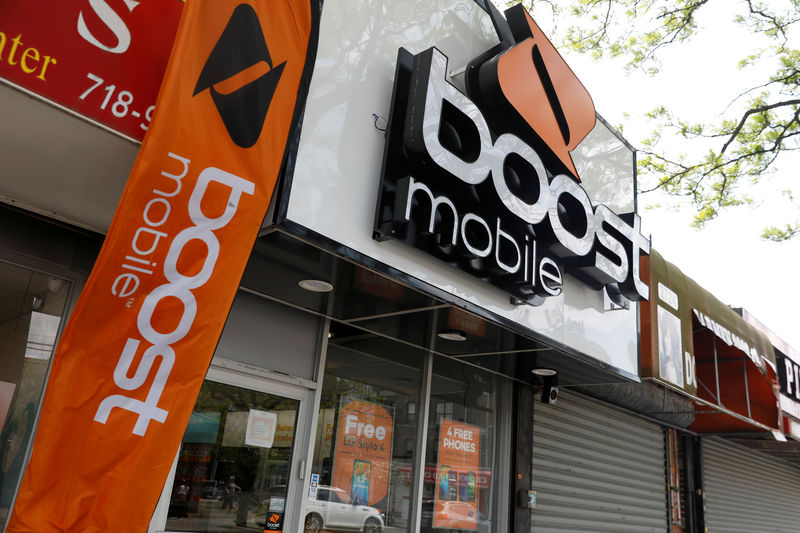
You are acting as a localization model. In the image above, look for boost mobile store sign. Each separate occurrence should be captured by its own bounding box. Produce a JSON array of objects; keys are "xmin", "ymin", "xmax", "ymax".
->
[{"xmin": 374, "ymin": 4, "xmax": 650, "ymax": 306}]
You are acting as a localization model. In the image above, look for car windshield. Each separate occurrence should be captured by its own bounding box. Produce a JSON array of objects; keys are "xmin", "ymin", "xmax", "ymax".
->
[{"xmin": 318, "ymin": 487, "xmax": 349, "ymax": 504}]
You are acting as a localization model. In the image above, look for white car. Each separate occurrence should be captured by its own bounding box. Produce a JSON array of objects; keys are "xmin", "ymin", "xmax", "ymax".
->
[{"xmin": 304, "ymin": 486, "xmax": 384, "ymax": 533}]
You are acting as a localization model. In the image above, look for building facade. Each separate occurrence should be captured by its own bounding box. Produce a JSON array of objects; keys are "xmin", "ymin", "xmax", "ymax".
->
[{"xmin": 1, "ymin": 1, "xmax": 799, "ymax": 532}]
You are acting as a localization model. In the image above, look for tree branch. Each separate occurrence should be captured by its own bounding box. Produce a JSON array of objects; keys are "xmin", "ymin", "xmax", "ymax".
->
[
  {"xmin": 744, "ymin": 0, "xmax": 800, "ymax": 44},
  {"xmin": 720, "ymin": 98, "xmax": 800, "ymax": 154}
]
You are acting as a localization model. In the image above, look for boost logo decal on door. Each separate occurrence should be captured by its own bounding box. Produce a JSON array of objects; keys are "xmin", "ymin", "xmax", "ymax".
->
[{"xmin": 7, "ymin": 1, "xmax": 319, "ymax": 532}]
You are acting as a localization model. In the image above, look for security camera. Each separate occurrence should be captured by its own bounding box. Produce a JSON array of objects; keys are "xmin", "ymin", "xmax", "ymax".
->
[
  {"xmin": 540, "ymin": 384, "xmax": 558, "ymax": 405},
  {"xmin": 539, "ymin": 374, "xmax": 558, "ymax": 405}
]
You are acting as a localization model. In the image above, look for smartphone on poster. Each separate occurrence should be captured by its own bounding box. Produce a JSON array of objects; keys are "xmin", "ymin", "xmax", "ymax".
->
[
  {"xmin": 458, "ymin": 472, "xmax": 468, "ymax": 501},
  {"xmin": 448, "ymin": 470, "xmax": 458, "ymax": 501},
  {"xmin": 438, "ymin": 465, "xmax": 450, "ymax": 500},
  {"xmin": 350, "ymin": 460, "xmax": 371, "ymax": 506},
  {"xmin": 467, "ymin": 471, "xmax": 476, "ymax": 502}
]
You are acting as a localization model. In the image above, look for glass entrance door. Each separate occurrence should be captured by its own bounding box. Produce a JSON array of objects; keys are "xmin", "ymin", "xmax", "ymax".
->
[
  {"xmin": 0, "ymin": 260, "xmax": 73, "ymax": 528},
  {"xmin": 163, "ymin": 375, "xmax": 304, "ymax": 533}
]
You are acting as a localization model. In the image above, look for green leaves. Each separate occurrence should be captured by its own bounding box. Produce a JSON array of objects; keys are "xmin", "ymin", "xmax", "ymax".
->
[
  {"xmin": 762, "ymin": 223, "xmax": 800, "ymax": 241},
  {"xmin": 508, "ymin": 0, "xmax": 800, "ymax": 240},
  {"xmin": 762, "ymin": 190, "xmax": 800, "ymax": 240}
]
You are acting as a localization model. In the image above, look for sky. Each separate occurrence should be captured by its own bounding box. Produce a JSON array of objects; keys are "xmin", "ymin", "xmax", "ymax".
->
[{"xmin": 535, "ymin": 1, "xmax": 800, "ymax": 352}]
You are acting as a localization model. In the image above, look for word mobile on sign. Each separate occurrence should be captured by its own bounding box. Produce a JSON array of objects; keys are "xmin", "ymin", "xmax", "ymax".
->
[
  {"xmin": 0, "ymin": 0, "xmax": 182, "ymax": 140},
  {"xmin": 374, "ymin": 5, "xmax": 650, "ymax": 306}
]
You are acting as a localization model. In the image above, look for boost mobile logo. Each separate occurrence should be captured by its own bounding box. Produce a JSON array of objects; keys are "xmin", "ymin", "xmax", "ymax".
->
[
  {"xmin": 476, "ymin": 4, "xmax": 596, "ymax": 181},
  {"xmin": 374, "ymin": 3, "xmax": 650, "ymax": 307},
  {"xmin": 194, "ymin": 4, "xmax": 285, "ymax": 148}
]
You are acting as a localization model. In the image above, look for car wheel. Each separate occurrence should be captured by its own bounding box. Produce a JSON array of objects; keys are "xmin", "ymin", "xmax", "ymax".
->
[
  {"xmin": 363, "ymin": 517, "xmax": 381, "ymax": 533},
  {"xmin": 304, "ymin": 513, "xmax": 323, "ymax": 533}
]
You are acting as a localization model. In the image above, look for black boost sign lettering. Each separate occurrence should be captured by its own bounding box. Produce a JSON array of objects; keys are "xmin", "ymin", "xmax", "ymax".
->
[{"xmin": 373, "ymin": 5, "xmax": 650, "ymax": 306}]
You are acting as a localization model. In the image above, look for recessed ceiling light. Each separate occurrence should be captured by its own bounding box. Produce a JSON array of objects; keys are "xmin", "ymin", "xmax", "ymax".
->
[
  {"xmin": 298, "ymin": 279, "xmax": 334, "ymax": 293},
  {"xmin": 437, "ymin": 329, "xmax": 467, "ymax": 342},
  {"xmin": 531, "ymin": 368, "xmax": 557, "ymax": 377}
]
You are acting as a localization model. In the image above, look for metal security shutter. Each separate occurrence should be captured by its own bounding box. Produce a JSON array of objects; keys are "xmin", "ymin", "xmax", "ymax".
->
[
  {"xmin": 532, "ymin": 390, "xmax": 667, "ymax": 532},
  {"xmin": 703, "ymin": 437, "xmax": 800, "ymax": 532}
]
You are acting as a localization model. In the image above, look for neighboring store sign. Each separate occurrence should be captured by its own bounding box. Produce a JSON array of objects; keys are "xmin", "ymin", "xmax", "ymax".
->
[
  {"xmin": 332, "ymin": 400, "xmax": 394, "ymax": 508},
  {"xmin": 374, "ymin": 4, "xmax": 650, "ymax": 307},
  {"xmin": 775, "ymin": 353, "xmax": 800, "ymax": 432},
  {"xmin": 657, "ymin": 284, "xmax": 689, "ymax": 389},
  {"xmin": 642, "ymin": 250, "xmax": 776, "ymax": 399},
  {"xmin": 0, "ymin": 0, "xmax": 183, "ymax": 140},
  {"xmin": 434, "ymin": 419, "xmax": 481, "ymax": 530},
  {"xmin": 7, "ymin": 2, "xmax": 319, "ymax": 532},
  {"xmin": 695, "ymin": 309, "xmax": 767, "ymax": 370},
  {"xmin": 641, "ymin": 252, "xmax": 702, "ymax": 395},
  {"xmin": 777, "ymin": 352, "xmax": 800, "ymax": 403}
]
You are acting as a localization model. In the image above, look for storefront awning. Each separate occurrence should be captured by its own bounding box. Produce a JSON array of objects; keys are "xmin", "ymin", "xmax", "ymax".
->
[{"xmin": 641, "ymin": 250, "xmax": 781, "ymax": 435}]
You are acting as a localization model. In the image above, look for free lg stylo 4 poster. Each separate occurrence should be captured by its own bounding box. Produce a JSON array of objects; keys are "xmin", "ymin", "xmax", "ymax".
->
[{"xmin": 332, "ymin": 400, "xmax": 394, "ymax": 510}]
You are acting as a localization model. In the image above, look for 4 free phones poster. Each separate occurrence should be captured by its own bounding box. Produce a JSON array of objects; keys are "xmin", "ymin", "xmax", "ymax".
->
[
  {"xmin": 332, "ymin": 399, "xmax": 394, "ymax": 509},
  {"xmin": 435, "ymin": 419, "xmax": 481, "ymax": 530}
]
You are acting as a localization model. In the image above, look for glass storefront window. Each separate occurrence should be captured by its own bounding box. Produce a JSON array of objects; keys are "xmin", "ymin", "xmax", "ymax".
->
[
  {"xmin": 165, "ymin": 380, "xmax": 299, "ymax": 532},
  {"xmin": 304, "ymin": 337, "xmax": 424, "ymax": 533},
  {"xmin": 421, "ymin": 358, "xmax": 499, "ymax": 533},
  {"xmin": 0, "ymin": 261, "xmax": 71, "ymax": 526}
]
